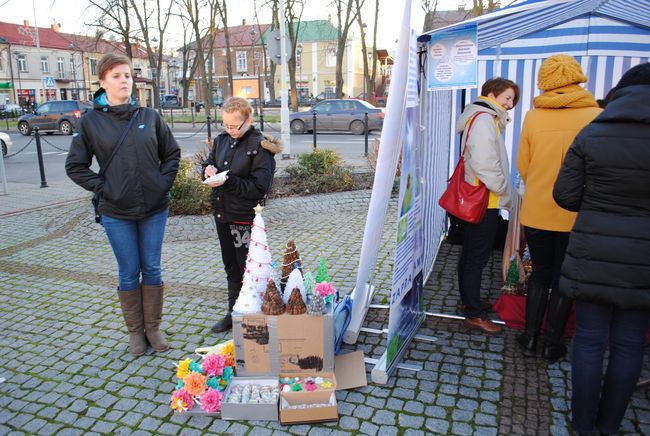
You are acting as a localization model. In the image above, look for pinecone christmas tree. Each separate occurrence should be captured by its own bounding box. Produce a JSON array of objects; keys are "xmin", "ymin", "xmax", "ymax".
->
[
  {"xmin": 315, "ymin": 256, "xmax": 331, "ymax": 283},
  {"xmin": 283, "ymin": 267, "xmax": 306, "ymax": 305},
  {"xmin": 286, "ymin": 287, "xmax": 307, "ymax": 315},
  {"xmin": 281, "ymin": 240, "xmax": 302, "ymax": 291},
  {"xmin": 307, "ymin": 293, "xmax": 325, "ymax": 316},
  {"xmin": 261, "ymin": 279, "xmax": 285, "ymax": 315},
  {"xmin": 241, "ymin": 204, "xmax": 273, "ymax": 300}
]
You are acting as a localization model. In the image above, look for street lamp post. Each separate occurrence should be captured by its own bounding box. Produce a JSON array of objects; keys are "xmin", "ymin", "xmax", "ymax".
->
[
  {"xmin": 14, "ymin": 52, "xmax": 23, "ymax": 106},
  {"xmin": 249, "ymin": 29, "xmax": 261, "ymax": 117},
  {"xmin": 69, "ymin": 44, "xmax": 78, "ymax": 100}
]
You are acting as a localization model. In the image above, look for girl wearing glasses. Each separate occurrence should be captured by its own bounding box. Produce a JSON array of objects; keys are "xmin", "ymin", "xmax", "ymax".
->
[{"xmin": 202, "ymin": 97, "xmax": 282, "ymax": 333}]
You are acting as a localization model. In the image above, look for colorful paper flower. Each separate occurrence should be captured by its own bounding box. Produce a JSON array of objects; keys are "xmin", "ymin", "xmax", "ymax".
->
[
  {"xmin": 306, "ymin": 380, "xmax": 317, "ymax": 392},
  {"xmin": 291, "ymin": 383, "xmax": 302, "ymax": 391},
  {"xmin": 206, "ymin": 376, "xmax": 221, "ymax": 390},
  {"xmin": 221, "ymin": 366, "xmax": 234, "ymax": 384},
  {"xmin": 176, "ymin": 358, "xmax": 193, "ymax": 380},
  {"xmin": 314, "ymin": 281, "xmax": 336, "ymax": 298},
  {"xmin": 221, "ymin": 340, "xmax": 235, "ymax": 358},
  {"xmin": 321, "ymin": 380, "xmax": 334, "ymax": 389},
  {"xmin": 200, "ymin": 388, "xmax": 223, "ymax": 413},
  {"xmin": 170, "ymin": 388, "xmax": 193, "ymax": 412},
  {"xmin": 184, "ymin": 371, "xmax": 208, "ymax": 397},
  {"xmin": 175, "ymin": 380, "xmax": 185, "ymax": 390},
  {"xmin": 202, "ymin": 353, "xmax": 226, "ymax": 377},
  {"xmin": 189, "ymin": 361, "xmax": 203, "ymax": 374}
]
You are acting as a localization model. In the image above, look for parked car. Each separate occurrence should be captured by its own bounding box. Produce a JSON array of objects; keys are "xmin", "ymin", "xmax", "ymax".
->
[
  {"xmin": 194, "ymin": 96, "xmax": 224, "ymax": 111},
  {"xmin": 0, "ymin": 103, "xmax": 24, "ymax": 119},
  {"xmin": 289, "ymin": 99, "xmax": 384, "ymax": 135},
  {"xmin": 160, "ymin": 94, "xmax": 181, "ymax": 109},
  {"xmin": 353, "ymin": 92, "xmax": 387, "ymax": 107},
  {"xmin": 0, "ymin": 131, "xmax": 13, "ymax": 157},
  {"xmin": 17, "ymin": 100, "xmax": 91, "ymax": 136}
]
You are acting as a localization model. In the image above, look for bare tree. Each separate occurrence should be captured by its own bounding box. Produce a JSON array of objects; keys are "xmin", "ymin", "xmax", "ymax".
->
[
  {"xmin": 356, "ymin": 0, "xmax": 385, "ymax": 104},
  {"xmin": 87, "ymin": 0, "xmax": 135, "ymax": 59},
  {"xmin": 129, "ymin": 0, "xmax": 174, "ymax": 110},
  {"xmin": 285, "ymin": 0, "xmax": 305, "ymax": 111},
  {"xmin": 262, "ymin": 0, "xmax": 280, "ymax": 102},
  {"xmin": 472, "ymin": 0, "xmax": 499, "ymax": 15},
  {"xmin": 332, "ymin": 0, "xmax": 360, "ymax": 98},
  {"xmin": 175, "ymin": 0, "xmax": 219, "ymax": 112},
  {"xmin": 177, "ymin": 19, "xmax": 199, "ymax": 108},
  {"xmin": 215, "ymin": 0, "xmax": 234, "ymax": 98}
]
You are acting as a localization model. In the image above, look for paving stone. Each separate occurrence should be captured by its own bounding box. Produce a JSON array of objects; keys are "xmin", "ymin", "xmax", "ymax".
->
[
  {"xmin": 359, "ymin": 421, "xmax": 379, "ymax": 436},
  {"xmin": 339, "ymin": 416, "xmax": 360, "ymax": 430},
  {"xmin": 138, "ymin": 417, "xmax": 162, "ymax": 432},
  {"xmin": 90, "ymin": 420, "xmax": 117, "ymax": 433},
  {"xmin": 372, "ymin": 410, "xmax": 396, "ymax": 426},
  {"xmin": 398, "ymin": 413, "xmax": 425, "ymax": 428}
]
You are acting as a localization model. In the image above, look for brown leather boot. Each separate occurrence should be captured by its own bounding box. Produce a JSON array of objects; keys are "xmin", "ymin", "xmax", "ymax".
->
[
  {"xmin": 117, "ymin": 288, "xmax": 147, "ymax": 357},
  {"xmin": 142, "ymin": 283, "xmax": 170, "ymax": 352},
  {"xmin": 465, "ymin": 315, "xmax": 503, "ymax": 334}
]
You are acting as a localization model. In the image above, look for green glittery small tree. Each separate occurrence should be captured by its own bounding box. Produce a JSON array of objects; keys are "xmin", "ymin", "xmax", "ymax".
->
[
  {"xmin": 315, "ymin": 256, "xmax": 331, "ymax": 283},
  {"xmin": 303, "ymin": 270, "xmax": 316, "ymax": 296}
]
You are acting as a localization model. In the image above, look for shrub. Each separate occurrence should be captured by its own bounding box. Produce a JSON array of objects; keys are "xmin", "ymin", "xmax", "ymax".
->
[
  {"xmin": 169, "ymin": 159, "xmax": 211, "ymax": 215},
  {"xmin": 365, "ymin": 138, "xmax": 401, "ymax": 177},
  {"xmin": 284, "ymin": 149, "xmax": 356, "ymax": 195}
]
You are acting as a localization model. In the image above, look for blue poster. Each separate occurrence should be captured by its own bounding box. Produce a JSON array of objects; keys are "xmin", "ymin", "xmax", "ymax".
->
[{"xmin": 427, "ymin": 22, "xmax": 478, "ymax": 90}]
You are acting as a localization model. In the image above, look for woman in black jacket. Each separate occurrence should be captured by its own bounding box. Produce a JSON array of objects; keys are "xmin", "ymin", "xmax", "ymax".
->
[
  {"xmin": 203, "ymin": 97, "xmax": 281, "ymax": 333},
  {"xmin": 66, "ymin": 54, "xmax": 180, "ymax": 357},
  {"xmin": 553, "ymin": 62, "xmax": 650, "ymax": 435}
]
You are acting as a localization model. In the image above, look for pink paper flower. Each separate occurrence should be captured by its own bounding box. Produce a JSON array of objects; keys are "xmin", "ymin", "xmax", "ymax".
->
[
  {"xmin": 202, "ymin": 353, "xmax": 226, "ymax": 377},
  {"xmin": 170, "ymin": 388, "xmax": 194, "ymax": 412},
  {"xmin": 200, "ymin": 388, "xmax": 223, "ymax": 413},
  {"xmin": 314, "ymin": 281, "xmax": 336, "ymax": 298}
]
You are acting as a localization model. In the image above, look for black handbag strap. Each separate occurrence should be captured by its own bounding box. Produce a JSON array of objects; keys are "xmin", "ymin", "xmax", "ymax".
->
[{"xmin": 99, "ymin": 109, "xmax": 139, "ymax": 177}]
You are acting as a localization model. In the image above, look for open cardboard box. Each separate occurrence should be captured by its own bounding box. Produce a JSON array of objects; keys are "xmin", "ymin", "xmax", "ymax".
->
[
  {"xmin": 221, "ymin": 377, "xmax": 279, "ymax": 421},
  {"xmin": 278, "ymin": 351, "xmax": 367, "ymax": 425}
]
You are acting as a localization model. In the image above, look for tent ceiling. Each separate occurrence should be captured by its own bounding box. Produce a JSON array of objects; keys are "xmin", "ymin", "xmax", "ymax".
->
[{"xmin": 421, "ymin": 0, "xmax": 650, "ymax": 50}]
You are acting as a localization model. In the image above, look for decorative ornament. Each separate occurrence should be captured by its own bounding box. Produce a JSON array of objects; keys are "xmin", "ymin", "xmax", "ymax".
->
[
  {"xmin": 261, "ymin": 279, "xmax": 285, "ymax": 315},
  {"xmin": 183, "ymin": 371, "xmax": 208, "ymax": 397},
  {"xmin": 281, "ymin": 240, "xmax": 302, "ymax": 291},
  {"xmin": 283, "ymin": 267, "xmax": 306, "ymax": 304},
  {"xmin": 315, "ymin": 256, "xmax": 331, "ymax": 283},
  {"xmin": 170, "ymin": 388, "xmax": 193, "ymax": 412},
  {"xmin": 176, "ymin": 358, "xmax": 193, "ymax": 379},
  {"xmin": 321, "ymin": 380, "xmax": 333, "ymax": 389},
  {"xmin": 303, "ymin": 270, "xmax": 316, "ymax": 296},
  {"xmin": 233, "ymin": 281, "xmax": 262, "ymax": 314},
  {"xmin": 286, "ymin": 287, "xmax": 307, "ymax": 315},
  {"xmin": 314, "ymin": 281, "xmax": 337, "ymax": 305},
  {"xmin": 307, "ymin": 293, "xmax": 326, "ymax": 316},
  {"xmin": 202, "ymin": 354, "xmax": 226, "ymax": 377}
]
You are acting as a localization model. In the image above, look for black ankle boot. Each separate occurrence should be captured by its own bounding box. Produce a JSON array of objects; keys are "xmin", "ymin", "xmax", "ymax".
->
[
  {"xmin": 211, "ymin": 313, "xmax": 232, "ymax": 333},
  {"xmin": 518, "ymin": 283, "xmax": 549, "ymax": 357},
  {"xmin": 211, "ymin": 286, "xmax": 239, "ymax": 334},
  {"xmin": 541, "ymin": 292, "xmax": 572, "ymax": 363}
]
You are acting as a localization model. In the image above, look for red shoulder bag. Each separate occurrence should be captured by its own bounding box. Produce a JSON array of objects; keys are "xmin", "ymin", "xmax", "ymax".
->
[{"xmin": 438, "ymin": 112, "xmax": 489, "ymax": 224}]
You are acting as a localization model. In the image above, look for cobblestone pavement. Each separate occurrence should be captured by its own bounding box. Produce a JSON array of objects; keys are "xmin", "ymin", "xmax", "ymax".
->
[{"xmin": 1, "ymin": 190, "xmax": 649, "ymax": 435}]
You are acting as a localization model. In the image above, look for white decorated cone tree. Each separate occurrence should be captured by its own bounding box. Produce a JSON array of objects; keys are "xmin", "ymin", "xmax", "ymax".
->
[
  {"xmin": 233, "ymin": 280, "xmax": 262, "ymax": 314},
  {"xmin": 281, "ymin": 240, "xmax": 302, "ymax": 291},
  {"xmin": 242, "ymin": 204, "xmax": 273, "ymax": 301},
  {"xmin": 283, "ymin": 267, "xmax": 306, "ymax": 305}
]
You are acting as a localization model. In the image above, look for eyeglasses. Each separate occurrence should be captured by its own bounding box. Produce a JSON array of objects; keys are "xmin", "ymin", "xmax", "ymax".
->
[{"xmin": 221, "ymin": 119, "xmax": 247, "ymax": 131}]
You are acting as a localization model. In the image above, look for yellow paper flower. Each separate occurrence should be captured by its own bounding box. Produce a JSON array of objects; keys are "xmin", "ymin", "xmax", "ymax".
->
[
  {"xmin": 321, "ymin": 381, "xmax": 333, "ymax": 389},
  {"xmin": 184, "ymin": 371, "xmax": 208, "ymax": 397},
  {"xmin": 171, "ymin": 397, "xmax": 188, "ymax": 412},
  {"xmin": 176, "ymin": 358, "xmax": 192, "ymax": 379},
  {"xmin": 222, "ymin": 340, "xmax": 235, "ymax": 358}
]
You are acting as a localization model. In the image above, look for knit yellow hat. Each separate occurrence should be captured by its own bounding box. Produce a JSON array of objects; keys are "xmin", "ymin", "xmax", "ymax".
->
[{"xmin": 537, "ymin": 55, "xmax": 588, "ymax": 91}]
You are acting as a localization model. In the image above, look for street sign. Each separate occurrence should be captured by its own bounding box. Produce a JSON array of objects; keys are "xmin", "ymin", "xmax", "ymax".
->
[
  {"xmin": 266, "ymin": 29, "xmax": 292, "ymax": 65},
  {"xmin": 43, "ymin": 76, "xmax": 56, "ymax": 89}
]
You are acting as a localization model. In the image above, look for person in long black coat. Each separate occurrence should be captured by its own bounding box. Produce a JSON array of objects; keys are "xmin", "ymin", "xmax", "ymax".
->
[{"xmin": 553, "ymin": 62, "xmax": 650, "ymax": 436}]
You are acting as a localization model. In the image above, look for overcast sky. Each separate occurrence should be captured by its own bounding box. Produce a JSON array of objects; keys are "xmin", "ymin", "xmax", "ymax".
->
[{"xmin": 1, "ymin": 0, "xmax": 466, "ymax": 51}]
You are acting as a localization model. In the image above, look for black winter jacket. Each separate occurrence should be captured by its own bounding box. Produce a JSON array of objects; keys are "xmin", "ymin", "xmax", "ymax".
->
[
  {"xmin": 65, "ymin": 90, "xmax": 180, "ymax": 220},
  {"xmin": 203, "ymin": 127, "xmax": 281, "ymax": 222},
  {"xmin": 553, "ymin": 84, "xmax": 650, "ymax": 310}
]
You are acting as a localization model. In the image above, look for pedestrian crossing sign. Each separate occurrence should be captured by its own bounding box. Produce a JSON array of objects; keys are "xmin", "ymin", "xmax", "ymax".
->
[{"xmin": 43, "ymin": 76, "xmax": 56, "ymax": 88}]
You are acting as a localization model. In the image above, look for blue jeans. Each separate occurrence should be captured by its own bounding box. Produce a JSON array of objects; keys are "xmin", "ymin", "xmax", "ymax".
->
[
  {"xmin": 102, "ymin": 208, "xmax": 169, "ymax": 291},
  {"xmin": 571, "ymin": 301, "xmax": 649, "ymax": 434}
]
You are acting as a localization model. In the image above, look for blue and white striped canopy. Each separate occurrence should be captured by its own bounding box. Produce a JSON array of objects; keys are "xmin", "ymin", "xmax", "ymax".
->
[{"xmin": 417, "ymin": 0, "xmax": 650, "ymax": 287}]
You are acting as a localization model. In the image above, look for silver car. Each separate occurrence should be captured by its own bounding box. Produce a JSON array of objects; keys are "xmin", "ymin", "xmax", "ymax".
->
[
  {"xmin": 0, "ymin": 131, "xmax": 13, "ymax": 157},
  {"xmin": 289, "ymin": 99, "xmax": 384, "ymax": 135}
]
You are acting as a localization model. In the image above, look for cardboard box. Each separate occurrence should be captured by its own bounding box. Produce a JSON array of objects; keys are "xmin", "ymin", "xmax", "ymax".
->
[
  {"xmin": 220, "ymin": 377, "xmax": 279, "ymax": 421},
  {"xmin": 278, "ymin": 352, "xmax": 368, "ymax": 425},
  {"xmin": 233, "ymin": 312, "xmax": 334, "ymax": 376}
]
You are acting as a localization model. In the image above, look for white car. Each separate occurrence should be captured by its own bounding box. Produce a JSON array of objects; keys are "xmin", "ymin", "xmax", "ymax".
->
[{"xmin": 0, "ymin": 131, "xmax": 12, "ymax": 157}]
